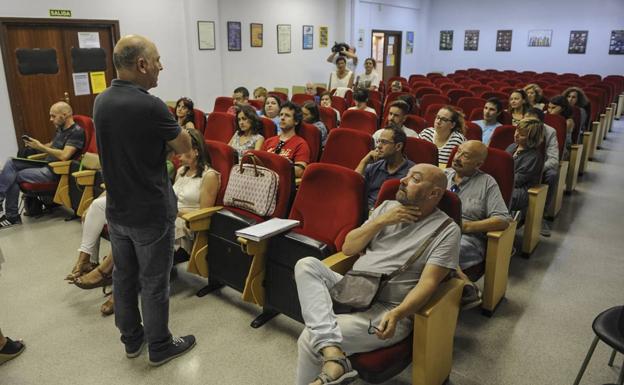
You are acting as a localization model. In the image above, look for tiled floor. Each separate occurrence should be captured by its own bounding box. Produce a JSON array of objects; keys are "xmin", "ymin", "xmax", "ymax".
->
[{"xmin": 1, "ymin": 121, "xmax": 623, "ymax": 385}]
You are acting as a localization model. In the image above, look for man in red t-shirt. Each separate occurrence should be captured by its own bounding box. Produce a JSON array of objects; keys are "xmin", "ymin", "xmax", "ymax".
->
[{"xmin": 261, "ymin": 101, "xmax": 310, "ymax": 178}]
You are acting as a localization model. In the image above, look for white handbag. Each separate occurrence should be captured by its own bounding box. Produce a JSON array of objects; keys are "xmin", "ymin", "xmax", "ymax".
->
[{"xmin": 223, "ymin": 154, "xmax": 279, "ymax": 216}]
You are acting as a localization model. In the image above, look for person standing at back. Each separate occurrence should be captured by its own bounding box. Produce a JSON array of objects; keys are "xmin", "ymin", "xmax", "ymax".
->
[{"xmin": 93, "ymin": 34, "xmax": 194, "ymax": 366}]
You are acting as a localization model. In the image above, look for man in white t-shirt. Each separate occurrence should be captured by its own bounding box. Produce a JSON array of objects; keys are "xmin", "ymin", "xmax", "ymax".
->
[
  {"xmin": 372, "ymin": 100, "xmax": 420, "ymax": 142},
  {"xmin": 472, "ymin": 98, "xmax": 502, "ymax": 145},
  {"xmin": 293, "ymin": 163, "xmax": 460, "ymax": 385}
]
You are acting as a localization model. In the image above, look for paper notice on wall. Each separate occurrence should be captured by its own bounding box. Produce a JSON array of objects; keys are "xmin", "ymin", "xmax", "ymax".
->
[
  {"xmin": 72, "ymin": 72, "xmax": 90, "ymax": 95},
  {"xmin": 89, "ymin": 71, "xmax": 106, "ymax": 94},
  {"xmin": 358, "ymin": 29, "xmax": 365, "ymax": 48},
  {"xmin": 78, "ymin": 32, "xmax": 100, "ymax": 48}
]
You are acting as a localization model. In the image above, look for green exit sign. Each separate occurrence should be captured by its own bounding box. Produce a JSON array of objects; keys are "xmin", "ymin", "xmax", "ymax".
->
[{"xmin": 49, "ymin": 9, "xmax": 72, "ymax": 17}]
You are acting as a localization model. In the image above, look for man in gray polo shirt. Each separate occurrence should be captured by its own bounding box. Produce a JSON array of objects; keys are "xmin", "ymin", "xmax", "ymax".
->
[
  {"xmin": 445, "ymin": 141, "xmax": 511, "ymax": 307},
  {"xmin": 356, "ymin": 126, "xmax": 415, "ymax": 209},
  {"xmin": 294, "ymin": 163, "xmax": 460, "ymax": 385}
]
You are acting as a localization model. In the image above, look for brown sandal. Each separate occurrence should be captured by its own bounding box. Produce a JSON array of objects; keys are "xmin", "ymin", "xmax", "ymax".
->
[
  {"xmin": 65, "ymin": 257, "xmax": 98, "ymax": 281},
  {"xmin": 71, "ymin": 267, "xmax": 112, "ymax": 290},
  {"xmin": 100, "ymin": 295, "xmax": 114, "ymax": 316}
]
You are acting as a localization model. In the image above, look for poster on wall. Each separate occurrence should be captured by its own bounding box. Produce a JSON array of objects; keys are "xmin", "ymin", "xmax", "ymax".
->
[
  {"xmin": 302, "ymin": 25, "xmax": 313, "ymax": 50},
  {"xmin": 609, "ymin": 30, "xmax": 624, "ymax": 55},
  {"xmin": 227, "ymin": 21, "xmax": 241, "ymax": 51},
  {"xmin": 406, "ymin": 31, "xmax": 414, "ymax": 54},
  {"xmin": 496, "ymin": 30, "xmax": 512, "ymax": 51},
  {"xmin": 277, "ymin": 24, "xmax": 291, "ymax": 54},
  {"xmin": 319, "ymin": 26, "xmax": 328, "ymax": 48},
  {"xmin": 250, "ymin": 23, "xmax": 263, "ymax": 47},
  {"xmin": 568, "ymin": 30, "xmax": 588, "ymax": 54},
  {"xmin": 464, "ymin": 30, "xmax": 479, "ymax": 51},
  {"xmin": 197, "ymin": 21, "xmax": 215, "ymax": 50},
  {"xmin": 439, "ymin": 30, "xmax": 453, "ymax": 50},
  {"xmin": 528, "ymin": 29, "xmax": 552, "ymax": 47}
]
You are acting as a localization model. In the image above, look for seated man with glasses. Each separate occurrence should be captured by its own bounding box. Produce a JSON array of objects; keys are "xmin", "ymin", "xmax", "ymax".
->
[
  {"xmin": 293, "ymin": 163, "xmax": 460, "ymax": 385},
  {"xmin": 261, "ymin": 101, "xmax": 310, "ymax": 178},
  {"xmin": 445, "ymin": 140, "xmax": 511, "ymax": 308},
  {"xmin": 356, "ymin": 126, "xmax": 414, "ymax": 210}
]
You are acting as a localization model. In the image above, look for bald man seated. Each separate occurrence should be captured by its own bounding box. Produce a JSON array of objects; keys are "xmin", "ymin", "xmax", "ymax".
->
[
  {"xmin": 0, "ymin": 102, "xmax": 84, "ymax": 228},
  {"xmin": 445, "ymin": 141, "xmax": 511, "ymax": 308},
  {"xmin": 294, "ymin": 163, "xmax": 460, "ymax": 385}
]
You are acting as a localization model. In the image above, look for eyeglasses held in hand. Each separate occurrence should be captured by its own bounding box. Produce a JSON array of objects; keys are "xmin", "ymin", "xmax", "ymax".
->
[
  {"xmin": 367, "ymin": 319, "xmax": 381, "ymax": 335},
  {"xmin": 274, "ymin": 140, "xmax": 286, "ymax": 154}
]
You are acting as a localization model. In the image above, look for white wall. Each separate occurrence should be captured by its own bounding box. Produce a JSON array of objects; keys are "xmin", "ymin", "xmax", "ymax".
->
[
  {"xmin": 354, "ymin": 0, "xmax": 428, "ymax": 77},
  {"xmin": 426, "ymin": 0, "xmax": 624, "ymax": 76},
  {"xmin": 216, "ymin": 0, "xmax": 342, "ymax": 96}
]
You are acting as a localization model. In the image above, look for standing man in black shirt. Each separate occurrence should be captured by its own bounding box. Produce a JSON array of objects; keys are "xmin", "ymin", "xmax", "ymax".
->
[{"xmin": 94, "ymin": 34, "xmax": 193, "ymax": 366}]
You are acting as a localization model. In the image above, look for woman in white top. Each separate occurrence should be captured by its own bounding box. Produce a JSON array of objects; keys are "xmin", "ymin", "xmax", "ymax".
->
[
  {"xmin": 420, "ymin": 105, "xmax": 467, "ymax": 165},
  {"xmin": 355, "ymin": 58, "xmax": 380, "ymax": 91},
  {"xmin": 328, "ymin": 56, "xmax": 354, "ymax": 91},
  {"xmin": 347, "ymin": 88, "xmax": 377, "ymax": 115},
  {"xmin": 229, "ymin": 104, "xmax": 265, "ymax": 159},
  {"xmin": 173, "ymin": 128, "xmax": 220, "ymax": 257}
]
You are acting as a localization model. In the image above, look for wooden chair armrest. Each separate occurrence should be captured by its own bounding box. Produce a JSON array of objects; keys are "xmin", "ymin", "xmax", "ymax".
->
[
  {"xmin": 322, "ymin": 252, "xmax": 360, "ymax": 274},
  {"xmin": 527, "ymin": 184, "xmax": 548, "ymax": 196},
  {"xmin": 27, "ymin": 153, "xmax": 47, "ymax": 160},
  {"xmin": 48, "ymin": 160, "xmax": 72, "ymax": 176},
  {"xmin": 72, "ymin": 169, "xmax": 98, "ymax": 186},
  {"xmin": 416, "ymin": 277, "xmax": 464, "ymax": 317},
  {"xmin": 482, "ymin": 220, "xmax": 517, "ymax": 314},
  {"xmin": 182, "ymin": 206, "xmax": 223, "ymax": 231}
]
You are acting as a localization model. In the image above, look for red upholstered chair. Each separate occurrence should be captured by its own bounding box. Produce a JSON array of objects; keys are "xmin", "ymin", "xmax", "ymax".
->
[
  {"xmin": 193, "ymin": 108, "xmax": 207, "ymax": 134},
  {"xmin": 182, "ymin": 140, "xmax": 238, "ymax": 279},
  {"xmin": 291, "ymin": 93, "xmax": 315, "ymax": 106},
  {"xmin": 22, "ymin": 114, "xmax": 95, "ymax": 217},
  {"xmin": 439, "ymin": 82, "xmax": 460, "ymax": 94},
  {"xmin": 204, "ymin": 112, "xmax": 236, "ymax": 144},
  {"xmin": 250, "ymin": 163, "xmax": 366, "ymax": 327},
  {"xmin": 465, "ymin": 121, "xmax": 483, "ymax": 141},
  {"xmin": 488, "ymin": 125, "xmax": 516, "ymax": 150},
  {"xmin": 458, "ymin": 80, "xmax": 480, "ymax": 88},
  {"xmin": 268, "ymin": 91, "xmax": 288, "ymax": 102},
  {"xmin": 457, "ymin": 97, "xmax": 487, "ymax": 118},
  {"xmin": 368, "ymin": 90, "xmax": 383, "ymax": 103},
  {"xmin": 499, "ymin": 86, "xmax": 517, "ymax": 95},
  {"xmin": 248, "ymin": 99, "xmax": 264, "ymax": 110},
  {"xmin": 420, "ymin": 94, "xmax": 451, "ymax": 115},
  {"xmin": 468, "ymin": 85, "xmax": 493, "ymax": 96},
  {"xmin": 580, "ymin": 74, "xmax": 601, "ymax": 83},
  {"xmin": 259, "ymin": 116, "xmax": 277, "ymax": 139},
  {"xmin": 213, "ymin": 96, "xmax": 234, "ymax": 112},
  {"xmin": 404, "ymin": 114, "xmax": 428, "ymax": 133},
  {"xmin": 447, "ymin": 89, "xmax": 475, "ymax": 105},
  {"xmin": 342, "ymin": 179, "xmax": 463, "ymax": 384},
  {"xmin": 320, "ymin": 128, "xmax": 373, "ymax": 169},
  {"xmin": 487, "ymin": 81, "xmax": 509, "ymax": 90},
  {"xmin": 384, "ymin": 91, "xmax": 411, "ymax": 107},
  {"xmin": 367, "ymin": 98, "xmax": 383, "ymax": 117},
  {"xmin": 319, "ymin": 106, "xmax": 338, "ymax": 131},
  {"xmin": 299, "ymin": 122, "xmax": 322, "ymax": 163},
  {"xmin": 340, "ymin": 109, "xmax": 378, "ymax": 135},
  {"xmin": 331, "ymin": 96, "xmax": 348, "ymax": 115},
  {"xmin": 188, "ymin": 150, "xmax": 295, "ymax": 298},
  {"xmin": 413, "ymin": 87, "xmax": 442, "ymax": 100},
  {"xmin": 408, "ymin": 74, "xmax": 427, "ymax": 84},
  {"xmin": 404, "ymin": 137, "xmax": 438, "ymax": 165},
  {"xmin": 410, "ymin": 81, "xmax": 434, "ymax": 90}
]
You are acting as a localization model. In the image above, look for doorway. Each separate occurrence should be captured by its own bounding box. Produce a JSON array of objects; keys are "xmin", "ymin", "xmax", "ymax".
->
[
  {"xmin": 371, "ymin": 30, "xmax": 402, "ymax": 85},
  {"xmin": 0, "ymin": 18, "xmax": 119, "ymax": 148}
]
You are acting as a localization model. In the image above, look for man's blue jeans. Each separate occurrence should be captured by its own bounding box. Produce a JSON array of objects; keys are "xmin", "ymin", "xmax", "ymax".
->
[
  {"xmin": 108, "ymin": 219, "xmax": 175, "ymax": 352},
  {"xmin": 0, "ymin": 158, "xmax": 57, "ymax": 218}
]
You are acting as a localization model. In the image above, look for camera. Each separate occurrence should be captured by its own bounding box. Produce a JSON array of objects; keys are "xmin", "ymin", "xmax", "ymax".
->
[{"xmin": 331, "ymin": 42, "xmax": 350, "ymax": 55}]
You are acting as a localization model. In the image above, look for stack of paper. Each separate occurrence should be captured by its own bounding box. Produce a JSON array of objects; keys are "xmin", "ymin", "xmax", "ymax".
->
[{"xmin": 235, "ymin": 218, "xmax": 300, "ymax": 242}]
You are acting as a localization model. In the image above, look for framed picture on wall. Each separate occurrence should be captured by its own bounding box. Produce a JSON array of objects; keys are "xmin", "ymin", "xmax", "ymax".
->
[
  {"xmin": 439, "ymin": 30, "xmax": 453, "ymax": 50},
  {"xmin": 609, "ymin": 30, "xmax": 624, "ymax": 55},
  {"xmin": 302, "ymin": 25, "xmax": 313, "ymax": 50},
  {"xmin": 197, "ymin": 21, "xmax": 215, "ymax": 50},
  {"xmin": 277, "ymin": 24, "xmax": 291, "ymax": 54},
  {"xmin": 406, "ymin": 31, "xmax": 414, "ymax": 54},
  {"xmin": 568, "ymin": 30, "xmax": 588, "ymax": 54},
  {"xmin": 496, "ymin": 30, "xmax": 512, "ymax": 51},
  {"xmin": 227, "ymin": 21, "xmax": 241, "ymax": 51},
  {"xmin": 528, "ymin": 29, "xmax": 552, "ymax": 47},
  {"xmin": 250, "ymin": 23, "xmax": 263, "ymax": 47},
  {"xmin": 319, "ymin": 26, "xmax": 328, "ymax": 48},
  {"xmin": 464, "ymin": 30, "xmax": 479, "ymax": 51}
]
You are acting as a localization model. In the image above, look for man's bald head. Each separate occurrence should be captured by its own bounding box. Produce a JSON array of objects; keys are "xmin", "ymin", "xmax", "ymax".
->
[
  {"xmin": 113, "ymin": 35, "xmax": 155, "ymax": 70},
  {"xmin": 452, "ymin": 140, "xmax": 488, "ymax": 175},
  {"xmin": 397, "ymin": 163, "xmax": 446, "ymax": 210},
  {"xmin": 51, "ymin": 101, "xmax": 72, "ymax": 115},
  {"xmin": 49, "ymin": 101, "xmax": 74, "ymax": 129}
]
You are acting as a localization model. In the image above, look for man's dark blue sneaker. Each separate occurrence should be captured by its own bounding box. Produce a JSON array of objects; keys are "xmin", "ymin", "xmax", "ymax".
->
[
  {"xmin": 125, "ymin": 339, "xmax": 146, "ymax": 358},
  {"xmin": 148, "ymin": 335, "xmax": 196, "ymax": 367}
]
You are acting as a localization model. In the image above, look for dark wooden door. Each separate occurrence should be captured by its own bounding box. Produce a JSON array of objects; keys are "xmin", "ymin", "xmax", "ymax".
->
[
  {"xmin": 0, "ymin": 18, "xmax": 119, "ymax": 147},
  {"xmin": 371, "ymin": 30, "xmax": 402, "ymax": 84}
]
